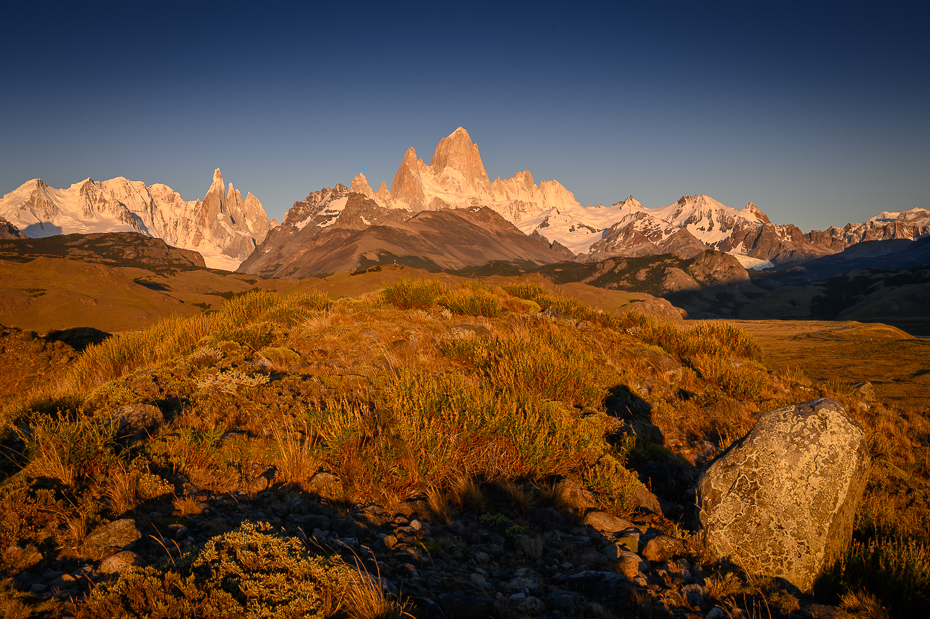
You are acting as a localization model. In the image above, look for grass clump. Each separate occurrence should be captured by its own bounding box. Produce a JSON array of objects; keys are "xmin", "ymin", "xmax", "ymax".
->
[
  {"xmin": 382, "ymin": 279, "xmax": 445, "ymax": 310},
  {"xmin": 823, "ymin": 536, "xmax": 930, "ymax": 618}
]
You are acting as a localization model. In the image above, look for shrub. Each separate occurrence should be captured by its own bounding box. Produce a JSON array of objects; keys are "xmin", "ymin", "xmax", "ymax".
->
[
  {"xmin": 823, "ymin": 536, "xmax": 930, "ymax": 618},
  {"xmin": 438, "ymin": 285, "xmax": 503, "ymax": 318},
  {"xmin": 382, "ymin": 279, "xmax": 445, "ymax": 310},
  {"xmin": 584, "ymin": 453, "xmax": 646, "ymax": 515},
  {"xmin": 77, "ymin": 522, "xmax": 358, "ymax": 618}
]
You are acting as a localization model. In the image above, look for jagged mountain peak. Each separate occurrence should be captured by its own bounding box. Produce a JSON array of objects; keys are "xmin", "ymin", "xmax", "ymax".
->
[
  {"xmin": 0, "ymin": 169, "xmax": 276, "ymax": 270},
  {"xmin": 743, "ymin": 202, "xmax": 772, "ymax": 224}
]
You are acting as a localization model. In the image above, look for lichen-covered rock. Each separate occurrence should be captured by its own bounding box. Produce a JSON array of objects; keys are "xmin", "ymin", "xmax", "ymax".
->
[
  {"xmin": 695, "ymin": 398, "xmax": 870, "ymax": 590},
  {"xmin": 83, "ymin": 519, "xmax": 142, "ymax": 560}
]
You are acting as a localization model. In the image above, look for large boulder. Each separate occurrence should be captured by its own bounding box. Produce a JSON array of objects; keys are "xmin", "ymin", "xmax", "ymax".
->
[{"xmin": 695, "ymin": 398, "xmax": 870, "ymax": 590}]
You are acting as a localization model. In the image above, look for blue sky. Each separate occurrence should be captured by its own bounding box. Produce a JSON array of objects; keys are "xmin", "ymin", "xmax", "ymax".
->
[{"xmin": 2, "ymin": 1, "xmax": 927, "ymax": 231}]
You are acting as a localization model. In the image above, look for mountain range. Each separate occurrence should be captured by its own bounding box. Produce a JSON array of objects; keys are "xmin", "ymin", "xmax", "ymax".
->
[
  {"xmin": 237, "ymin": 127, "xmax": 929, "ymax": 277},
  {"xmin": 2, "ymin": 127, "xmax": 928, "ymax": 276},
  {"xmin": 0, "ymin": 170, "xmax": 277, "ymax": 269}
]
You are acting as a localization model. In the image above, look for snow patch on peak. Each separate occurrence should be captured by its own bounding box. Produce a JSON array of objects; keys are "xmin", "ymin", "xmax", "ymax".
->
[{"xmin": 728, "ymin": 252, "xmax": 774, "ymax": 270}]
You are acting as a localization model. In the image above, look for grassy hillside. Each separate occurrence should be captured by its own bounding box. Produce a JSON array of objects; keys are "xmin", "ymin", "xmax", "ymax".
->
[{"xmin": 0, "ymin": 281, "xmax": 927, "ymax": 617}]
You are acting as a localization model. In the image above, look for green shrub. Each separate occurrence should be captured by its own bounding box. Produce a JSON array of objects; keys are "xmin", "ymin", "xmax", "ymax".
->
[
  {"xmin": 584, "ymin": 453, "xmax": 645, "ymax": 514},
  {"xmin": 77, "ymin": 522, "xmax": 357, "ymax": 618}
]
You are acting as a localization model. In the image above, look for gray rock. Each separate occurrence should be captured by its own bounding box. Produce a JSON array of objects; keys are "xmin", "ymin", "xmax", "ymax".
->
[
  {"xmin": 515, "ymin": 534, "xmax": 543, "ymax": 560},
  {"xmin": 6, "ymin": 544, "xmax": 43, "ymax": 570},
  {"xmin": 450, "ymin": 323, "xmax": 492, "ymax": 339},
  {"xmin": 546, "ymin": 589, "xmax": 586, "ymax": 616},
  {"xmin": 639, "ymin": 348, "xmax": 681, "ymax": 374},
  {"xmin": 308, "ymin": 472, "xmax": 342, "ymax": 498},
  {"xmin": 564, "ymin": 570, "xmax": 634, "ymax": 606},
  {"xmin": 852, "ymin": 382, "xmax": 874, "ymax": 400},
  {"xmin": 506, "ymin": 567, "xmax": 542, "ymax": 592},
  {"xmin": 99, "ymin": 550, "xmax": 146, "ymax": 574},
  {"xmin": 615, "ymin": 551, "xmax": 649, "ymax": 579},
  {"xmin": 114, "ymin": 403, "xmax": 163, "ymax": 440},
  {"xmin": 583, "ymin": 511, "xmax": 637, "ymax": 535},
  {"xmin": 642, "ymin": 535, "xmax": 686, "ymax": 562},
  {"xmin": 83, "ymin": 519, "xmax": 141, "ymax": 560},
  {"xmin": 695, "ymin": 398, "xmax": 871, "ymax": 590}
]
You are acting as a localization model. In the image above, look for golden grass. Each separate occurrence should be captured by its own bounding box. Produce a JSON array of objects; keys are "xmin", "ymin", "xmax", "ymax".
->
[{"xmin": 4, "ymin": 279, "xmax": 927, "ymax": 616}]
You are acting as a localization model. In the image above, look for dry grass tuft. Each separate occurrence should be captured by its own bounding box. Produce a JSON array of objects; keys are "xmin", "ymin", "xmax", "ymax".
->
[
  {"xmin": 499, "ymin": 481, "xmax": 534, "ymax": 518},
  {"xmin": 840, "ymin": 589, "xmax": 889, "ymax": 619},
  {"xmin": 450, "ymin": 476, "xmax": 487, "ymax": 513}
]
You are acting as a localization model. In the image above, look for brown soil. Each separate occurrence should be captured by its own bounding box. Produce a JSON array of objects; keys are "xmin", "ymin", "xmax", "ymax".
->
[{"xmin": 728, "ymin": 319, "xmax": 930, "ymax": 414}]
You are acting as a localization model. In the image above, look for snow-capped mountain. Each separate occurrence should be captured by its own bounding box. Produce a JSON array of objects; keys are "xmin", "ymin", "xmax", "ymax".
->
[
  {"xmin": 351, "ymin": 127, "xmax": 582, "ymax": 222},
  {"xmin": 333, "ymin": 128, "xmax": 839, "ymax": 267},
  {"xmin": 824, "ymin": 208, "xmax": 930, "ymax": 244},
  {"xmin": 0, "ymin": 170, "xmax": 278, "ymax": 269},
  {"xmin": 569, "ymin": 194, "xmax": 846, "ymax": 267}
]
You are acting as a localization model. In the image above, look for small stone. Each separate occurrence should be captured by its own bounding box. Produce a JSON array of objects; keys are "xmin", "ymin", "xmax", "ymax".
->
[
  {"xmin": 114, "ymin": 403, "xmax": 164, "ymax": 441},
  {"xmin": 83, "ymin": 519, "xmax": 141, "ymax": 560},
  {"xmin": 707, "ymin": 607, "xmax": 726, "ymax": 619},
  {"xmin": 642, "ymin": 535, "xmax": 685, "ymax": 562},
  {"xmin": 308, "ymin": 472, "xmax": 343, "ymax": 498},
  {"xmin": 29, "ymin": 583, "xmax": 48, "ymax": 595},
  {"xmin": 547, "ymin": 589, "xmax": 585, "ymax": 614},
  {"xmin": 506, "ymin": 568, "xmax": 542, "ymax": 592},
  {"xmin": 6, "ymin": 545, "xmax": 43, "ymax": 570},
  {"xmin": 615, "ymin": 551, "xmax": 649, "ymax": 579},
  {"xmin": 382, "ymin": 534, "xmax": 398, "ymax": 549},
  {"xmin": 516, "ymin": 535, "xmax": 544, "ymax": 560},
  {"xmin": 584, "ymin": 511, "xmax": 636, "ymax": 535},
  {"xmin": 617, "ymin": 533, "xmax": 640, "ymax": 552},
  {"xmin": 100, "ymin": 551, "xmax": 146, "ymax": 575},
  {"xmin": 525, "ymin": 595, "xmax": 545, "ymax": 615}
]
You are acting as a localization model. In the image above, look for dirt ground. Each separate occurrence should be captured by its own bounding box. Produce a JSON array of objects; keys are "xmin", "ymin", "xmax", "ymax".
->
[{"xmin": 728, "ymin": 319, "xmax": 930, "ymax": 415}]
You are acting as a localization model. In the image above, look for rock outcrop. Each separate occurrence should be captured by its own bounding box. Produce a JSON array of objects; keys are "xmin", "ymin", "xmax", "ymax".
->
[
  {"xmin": 0, "ymin": 216, "xmax": 27, "ymax": 239},
  {"xmin": 695, "ymin": 398, "xmax": 870, "ymax": 590},
  {"xmin": 378, "ymin": 127, "xmax": 582, "ymax": 222}
]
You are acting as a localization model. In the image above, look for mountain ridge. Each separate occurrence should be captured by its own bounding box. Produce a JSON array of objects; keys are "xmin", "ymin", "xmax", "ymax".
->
[{"xmin": 0, "ymin": 170, "xmax": 278, "ymax": 270}]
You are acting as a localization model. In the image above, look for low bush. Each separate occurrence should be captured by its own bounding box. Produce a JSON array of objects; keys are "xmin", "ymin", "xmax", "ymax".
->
[
  {"xmin": 382, "ymin": 279, "xmax": 445, "ymax": 310},
  {"xmin": 76, "ymin": 522, "xmax": 359, "ymax": 618}
]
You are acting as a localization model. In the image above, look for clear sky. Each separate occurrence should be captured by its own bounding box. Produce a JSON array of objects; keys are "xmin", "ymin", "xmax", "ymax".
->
[{"xmin": 2, "ymin": 1, "xmax": 928, "ymax": 232}]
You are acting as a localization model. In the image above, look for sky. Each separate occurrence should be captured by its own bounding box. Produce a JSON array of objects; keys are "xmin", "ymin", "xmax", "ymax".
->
[{"xmin": 2, "ymin": 1, "xmax": 928, "ymax": 232}]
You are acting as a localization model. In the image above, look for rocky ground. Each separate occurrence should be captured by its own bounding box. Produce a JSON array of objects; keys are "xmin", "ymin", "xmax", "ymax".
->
[{"xmin": 5, "ymin": 476, "xmax": 857, "ymax": 618}]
